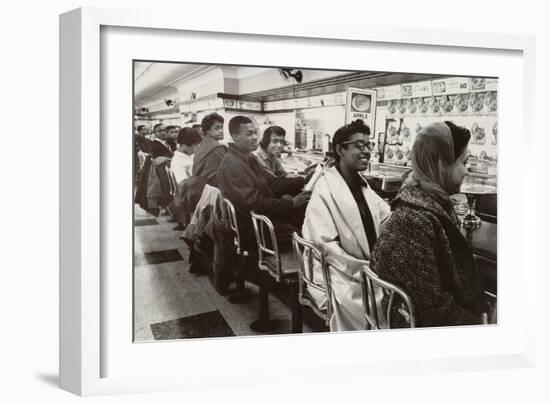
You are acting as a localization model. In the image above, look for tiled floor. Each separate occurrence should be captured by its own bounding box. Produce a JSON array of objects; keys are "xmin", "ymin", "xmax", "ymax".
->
[
  {"xmin": 150, "ymin": 311, "xmax": 235, "ymax": 340},
  {"xmin": 133, "ymin": 205, "xmax": 328, "ymax": 342}
]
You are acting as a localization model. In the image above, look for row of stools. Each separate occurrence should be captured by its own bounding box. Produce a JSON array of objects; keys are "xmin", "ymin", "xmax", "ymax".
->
[
  {"xmin": 222, "ymin": 197, "xmax": 417, "ymax": 333},
  {"xmin": 166, "ymin": 167, "xmax": 418, "ymax": 331}
]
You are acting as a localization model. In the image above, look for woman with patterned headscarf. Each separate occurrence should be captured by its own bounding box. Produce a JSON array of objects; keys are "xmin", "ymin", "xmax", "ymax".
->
[{"xmin": 371, "ymin": 121, "xmax": 490, "ymax": 327}]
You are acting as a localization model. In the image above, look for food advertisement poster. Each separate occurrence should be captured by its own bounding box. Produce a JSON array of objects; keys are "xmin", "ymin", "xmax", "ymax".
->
[
  {"xmin": 375, "ymin": 77, "xmax": 498, "ymax": 166},
  {"xmin": 345, "ymin": 87, "xmax": 377, "ymax": 137}
]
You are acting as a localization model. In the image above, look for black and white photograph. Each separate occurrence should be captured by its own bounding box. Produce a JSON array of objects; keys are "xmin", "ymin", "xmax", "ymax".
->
[
  {"xmin": 132, "ymin": 62, "xmax": 498, "ymax": 341},
  {"xmin": 3, "ymin": 0, "xmax": 548, "ymax": 397}
]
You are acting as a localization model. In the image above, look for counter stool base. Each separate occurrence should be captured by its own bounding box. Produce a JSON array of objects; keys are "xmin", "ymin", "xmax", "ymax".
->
[
  {"xmin": 227, "ymin": 292, "xmax": 254, "ymax": 304},
  {"xmin": 227, "ymin": 279, "xmax": 254, "ymax": 304}
]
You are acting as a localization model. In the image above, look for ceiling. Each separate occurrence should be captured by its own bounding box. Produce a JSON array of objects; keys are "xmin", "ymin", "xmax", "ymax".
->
[
  {"xmin": 134, "ymin": 62, "xmax": 208, "ymax": 106},
  {"xmin": 134, "ymin": 62, "xmax": 445, "ymax": 109}
]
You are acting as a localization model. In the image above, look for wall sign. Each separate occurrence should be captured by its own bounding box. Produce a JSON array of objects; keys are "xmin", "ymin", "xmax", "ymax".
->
[{"xmin": 345, "ymin": 87, "xmax": 377, "ymax": 137}]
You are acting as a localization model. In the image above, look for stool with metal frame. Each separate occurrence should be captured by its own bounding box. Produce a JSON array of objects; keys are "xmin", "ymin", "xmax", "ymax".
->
[
  {"xmin": 250, "ymin": 212, "xmax": 301, "ymax": 333},
  {"xmin": 482, "ymin": 290, "xmax": 497, "ymax": 324},
  {"xmin": 291, "ymin": 232, "xmax": 333, "ymax": 327},
  {"xmin": 166, "ymin": 167, "xmax": 177, "ymax": 198},
  {"xmin": 360, "ymin": 265, "xmax": 415, "ymax": 329},
  {"xmin": 220, "ymin": 197, "xmax": 254, "ymax": 304}
]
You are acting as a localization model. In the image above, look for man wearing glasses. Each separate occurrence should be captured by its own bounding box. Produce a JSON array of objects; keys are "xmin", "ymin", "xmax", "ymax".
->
[{"xmin": 151, "ymin": 123, "xmax": 174, "ymax": 159}]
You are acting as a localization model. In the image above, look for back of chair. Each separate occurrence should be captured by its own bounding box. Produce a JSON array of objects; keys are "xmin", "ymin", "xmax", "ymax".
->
[
  {"xmin": 360, "ymin": 266, "xmax": 415, "ymax": 329},
  {"xmin": 222, "ymin": 197, "xmax": 247, "ymax": 257},
  {"xmin": 165, "ymin": 166, "xmax": 177, "ymax": 197},
  {"xmin": 291, "ymin": 232, "xmax": 332, "ymax": 325},
  {"xmin": 483, "ymin": 290, "xmax": 497, "ymax": 324},
  {"xmin": 170, "ymin": 168, "xmax": 178, "ymax": 197},
  {"xmin": 250, "ymin": 212, "xmax": 281, "ymax": 281}
]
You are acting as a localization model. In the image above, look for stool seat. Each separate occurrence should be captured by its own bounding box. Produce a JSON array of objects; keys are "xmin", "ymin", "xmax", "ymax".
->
[
  {"xmin": 250, "ymin": 211, "xmax": 303, "ymax": 332},
  {"xmin": 258, "ymin": 251, "xmax": 298, "ymax": 281}
]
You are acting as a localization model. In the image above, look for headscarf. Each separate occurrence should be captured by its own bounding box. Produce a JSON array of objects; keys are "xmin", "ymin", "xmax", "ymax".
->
[{"xmin": 404, "ymin": 122, "xmax": 455, "ymax": 204}]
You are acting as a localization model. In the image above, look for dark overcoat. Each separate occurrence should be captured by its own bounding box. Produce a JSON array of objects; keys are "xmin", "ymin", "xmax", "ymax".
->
[{"xmin": 371, "ymin": 185, "xmax": 489, "ymax": 327}]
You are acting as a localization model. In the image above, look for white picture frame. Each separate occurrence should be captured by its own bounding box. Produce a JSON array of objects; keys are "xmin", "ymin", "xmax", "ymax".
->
[{"xmin": 60, "ymin": 6, "xmax": 537, "ymax": 396}]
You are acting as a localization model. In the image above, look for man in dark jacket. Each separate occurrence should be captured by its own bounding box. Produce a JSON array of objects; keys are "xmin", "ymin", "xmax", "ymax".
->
[
  {"xmin": 218, "ymin": 116, "xmax": 310, "ymax": 253},
  {"xmin": 151, "ymin": 123, "xmax": 174, "ymax": 158},
  {"xmin": 192, "ymin": 113, "xmax": 227, "ymax": 186},
  {"xmin": 135, "ymin": 124, "xmax": 153, "ymax": 154}
]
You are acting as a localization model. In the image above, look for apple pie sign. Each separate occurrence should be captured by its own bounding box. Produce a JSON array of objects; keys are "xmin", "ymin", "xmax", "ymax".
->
[{"xmin": 345, "ymin": 87, "xmax": 377, "ymax": 138}]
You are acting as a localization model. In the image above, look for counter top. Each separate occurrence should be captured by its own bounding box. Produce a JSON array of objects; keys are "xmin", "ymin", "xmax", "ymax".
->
[
  {"xmin": 280, "ymin": 151, "xmax": 325, "ymax": 173},
  {"xmin": 461, "ymin": 220, "xmax": 497, "ymax": 261},
  {"xmin": 461, "ymin": 220, "xmax": 497, "ymax": 294}
]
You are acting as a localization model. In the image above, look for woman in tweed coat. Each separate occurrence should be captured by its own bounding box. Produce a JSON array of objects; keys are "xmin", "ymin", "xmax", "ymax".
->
[{"xmin": 371, "ymin": 121, "xmax": 490, "ymax": 327}]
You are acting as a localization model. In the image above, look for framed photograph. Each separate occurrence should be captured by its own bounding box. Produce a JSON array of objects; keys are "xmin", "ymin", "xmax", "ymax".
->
[{"xmin": 60, "ymin": 7, "xmax": 536, "ymax": 396}]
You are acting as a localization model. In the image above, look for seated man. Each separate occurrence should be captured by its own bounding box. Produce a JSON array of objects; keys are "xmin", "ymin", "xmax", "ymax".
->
[
  {"xmin": 135, "ymin": 124, "xmax": 153, "ymax": 155},
  {"xmin": 151, "ymin": 123, "xmax": 174, "ymax": 158},
  {"xmin": 165, "ymin": 125, "xmax": 181, "ymax": 152},
  {"xmin": 177, "ymin": 114, "xmax": 226, "ymax": 238},
  {"xmin": 192, "ymin": 112, "xmax": 226, "ymax": 186},
  {"xmin": 218, "ymin": 116, "xmax": 310, "ymax": 262}
]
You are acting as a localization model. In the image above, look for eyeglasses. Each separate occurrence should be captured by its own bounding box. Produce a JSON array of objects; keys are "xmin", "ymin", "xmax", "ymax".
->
[{"xmin": 341, "ymin": 140, "xmax": 375, "ymax": 151}]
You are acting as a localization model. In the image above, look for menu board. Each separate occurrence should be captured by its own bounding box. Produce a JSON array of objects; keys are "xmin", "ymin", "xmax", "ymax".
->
[
  {"xmin": 432, "ymin": 77, "xmax": 470, "ymax": 95},
  {"xmin": 382, "ymin": 85, "xmax": 402, "ymax": 101},
  {"xmin": 375, "ymin": 76, "xmax": 498, "ymax": 167},
  {"xmin": 471, "ymin": 77, "xmax": 498, "ymax": 92},
  {"xmin": 263, "ymin": 92, "xmax": 346, "ymax": 112},
  {"xmin": 411, "ymin": 81, "xmax": 433, "ymax": 97}
]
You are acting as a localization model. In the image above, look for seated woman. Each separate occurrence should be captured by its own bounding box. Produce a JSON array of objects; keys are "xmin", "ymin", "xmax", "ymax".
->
[
  {"xmin": 254, "ymin": 125, "xmax": 307, "ymax": 198},
  {"xmin": 371, "ymin": 121, "xmax": 490, "ymax": 328},
  {"xmin": 302, "ymin": 120, "xmax": 391, "ymax": 331},
  {"xmin": 192, "ymin": 112, "xmax": 226, "ymax": 186},
  {"xmin": 170, "ymin": 127, "xmax": 203, "ymax": 229},
  {"xmin": 253, "ymin": 125, "xmax": 289, "ymax": 178},
  {"xmin": 171, "ymin": 127, "xmax": 202, "ymax": 183}
]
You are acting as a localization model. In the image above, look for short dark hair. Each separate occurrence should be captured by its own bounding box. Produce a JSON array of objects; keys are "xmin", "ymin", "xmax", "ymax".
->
[
  {"xmin": 260, "ymin": 126, "xmax": 286, "ymax": 150},
  {"xmin": 444, "ymin": 121, "xmax": 471, "ymax": 160},
  {"xmin": 201, "ymin": 113, "xmax": 224, "ymax": 132},
  {"xmin": 153, "ymin": 123, "xmax": 164, "ymax": 132},
  {"xmin": 177, "ymin": 127, "xmax": 202, "ymax": 146},
  {"xmin": 137, "ymin": 125, "xmax": 147, "ymax": 132},
  {"xmin": 228, "ymin": 116, "xmax": 253, "ymax": 137},
  {"xmin": 332, "ymin": 120, "xmax": 371, "ymax": 162}
]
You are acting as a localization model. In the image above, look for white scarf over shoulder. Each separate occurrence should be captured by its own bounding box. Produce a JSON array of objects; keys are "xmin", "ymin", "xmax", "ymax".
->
[{"xmin": 302, "ymin": 165, "xmax": 390, "ymax": 331}]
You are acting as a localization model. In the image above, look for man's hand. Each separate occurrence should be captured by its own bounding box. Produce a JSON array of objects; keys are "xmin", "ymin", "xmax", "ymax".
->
[{"xmin": 292, "ymin": 191, "xmax": 311, "ymax": 208}]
